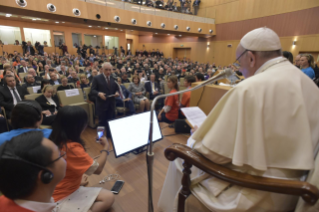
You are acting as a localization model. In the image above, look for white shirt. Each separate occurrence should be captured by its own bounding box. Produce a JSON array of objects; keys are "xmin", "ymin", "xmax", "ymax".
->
[
  {"xmin": 8, "ymin": 86, "xmax": 21, "ymax": 105},
  {"xmin": 45, "ymin": 97, "xmax": 57, "ymax": 107},
  {"xmin": 15, "ymin": 198, "xmax": 56, "ymax": 212},
  {"xmin": 22, "ymin": 66, "xmax": 28, "ymax": 73}
]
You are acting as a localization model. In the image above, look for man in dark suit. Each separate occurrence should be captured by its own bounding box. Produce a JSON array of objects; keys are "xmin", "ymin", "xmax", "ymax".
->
[
  {"xmin": 115, "ymin": 78, "xmax": 135, "ymax": 116},
  {"xmin": 58, "ymin": 65, "xmax": 69, "ymax": 76},
  {"xmin": 90, "ymin": 63, "xmax": 120, "ymax": 139},
  {"xmin": 17, "ymin": 60, "xmax": 28, "ymax": 74},
  {"xmin": 145, "ymin": 73, "xmax": 161, "ymax": 100},
  {"xmin": 0, "ymin": 75, "xmax": 29, "ymax": 119}
]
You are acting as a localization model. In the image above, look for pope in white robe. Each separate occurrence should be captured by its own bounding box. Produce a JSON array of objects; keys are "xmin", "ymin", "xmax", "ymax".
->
[{"xmin": 158, "ymin": 27, "xmax": 319, "ymax": 212}]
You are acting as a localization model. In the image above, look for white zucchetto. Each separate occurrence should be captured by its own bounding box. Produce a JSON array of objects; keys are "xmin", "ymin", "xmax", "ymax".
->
[{"xmin": 240, "ymin": 27, "xmax": 282, "ymax": 51}]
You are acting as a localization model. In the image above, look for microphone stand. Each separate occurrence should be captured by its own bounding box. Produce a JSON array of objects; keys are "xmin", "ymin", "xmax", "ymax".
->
[{"xmin": 146, "ymin": 69, "xmax": 233, "ymax": 212}]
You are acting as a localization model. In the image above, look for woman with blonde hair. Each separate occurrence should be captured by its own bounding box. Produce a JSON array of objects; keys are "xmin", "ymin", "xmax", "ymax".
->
[
  {"xmin": 35, "ymin": 85, "xmax": 61, "ymax": 125},
  {"xmin": 158, "ymin": 75, "xmax": 180, "ymax": 123},
  {"xmin": 79, "ymin": 74, "xmax": 91, "ymax": 89},
  {"xmin": 300, "ymin": 54, "xmax": 315, "ymax": 79},
  {"xmin": 128, "ymin": 75, "xmax": 150, "ymax": 112}
]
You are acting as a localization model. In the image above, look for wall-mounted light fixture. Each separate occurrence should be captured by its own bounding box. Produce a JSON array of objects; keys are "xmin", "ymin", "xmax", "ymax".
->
[{"xmin": 293, "ymin": 41, "xmax": 297, "ymax": 46}]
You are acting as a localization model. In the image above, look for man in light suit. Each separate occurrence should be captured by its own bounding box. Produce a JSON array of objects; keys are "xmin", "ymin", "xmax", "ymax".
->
[
  {"xmin": 115, "ymin": 77, "xmax": 135, "ymax": 116},
  {"xmin": 90, "ymin": 63, "xmax": 119, "ymax": 139}
]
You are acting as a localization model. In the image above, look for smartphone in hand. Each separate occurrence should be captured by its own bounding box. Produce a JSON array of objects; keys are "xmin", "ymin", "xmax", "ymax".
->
[{"xmin": 96, "ymin": 126, "xmax": 105, "ymax": 143}]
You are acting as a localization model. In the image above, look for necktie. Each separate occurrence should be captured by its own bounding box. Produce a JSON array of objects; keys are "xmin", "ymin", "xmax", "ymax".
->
[
  {"xmin": 152, "ymin": 82, "xmax": 155, "ymax": 93},
  {"xmin": 106, "ymin": 77, "xmax": 111, "ymax": 90},
  {"xmin": 119, "ymin": 86, "xmax": 124, "ymax": 100},
  {"xmin": 11, "ymin": 88, "xmax": 21, "ymax": 103}
]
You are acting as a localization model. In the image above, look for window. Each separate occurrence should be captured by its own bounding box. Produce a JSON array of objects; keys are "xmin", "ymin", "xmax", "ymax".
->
[
  {"xmin": 72, "ymin": 33, "xmax": 82, "ymax": 47},
  {"xmin": 0, "ymin": 25, "xmax": 22, "ymax": 45},
  {"xmin": 105, "ymin": 36, "xmax": 119, "ymax": 49},
  {"xmin": 23, "ymin": 28, "xmax": 51, "ymax": 47},
  {"xmin": 53, "ymin": 31, "xmax": 65, "ymax": 47},
  {"xmin": 84, "ymin": 34, "xmax": 102, "ymax": 48}
]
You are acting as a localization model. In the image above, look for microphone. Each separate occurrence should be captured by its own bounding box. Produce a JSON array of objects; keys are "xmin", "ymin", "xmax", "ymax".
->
[{"xmin": 146, "ymin": 68, "xmax": 233, "ymax": 212}]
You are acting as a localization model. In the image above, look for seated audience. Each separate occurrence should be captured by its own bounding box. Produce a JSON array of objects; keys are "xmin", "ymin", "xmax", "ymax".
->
[
  {"xmin": 0, "ymin": 100, "xmax": 52, "ymax": 145},
  {"xmin": 68, "ymin": 70, "xmax": 80, "ymax": 86},
  {"xmin": 49, "ymin": 72, "xmax": 61, "ymax": 85},
  {"xmin": 38, "ymin": 79, "xmax": 51, "ymax": 93},
  {"xmin": 57, "ymin": 76, "xmax": 74, "ymax": 91},
  {"xmin": 79, "ymin": 74, "xmax": 90, "ymax": 89},
  {"xmin": 283, "ymin": 51, "xmax": 293, "ymax": 63},
  {"xmin": 50, "ymin": 106, "xmax": 115, "ymax": 211},
  {"xmin": 28, "ymin": 68, "xmax": 43, "ymax": 81},
  {"xmin": 22, "ymin": 74, "xmax": 40, "ymax": 88},
  {"xmin": 88, "ymin": 68, "xmax": 98, "ymax": 83},
  {"xmin": 17, "ymin": 60, "xmax": 29, "ymax": 74},
  {"xmin": 300, "ymin": 54, "xmax": 315, "ymax": 79},
  {"xmin": 145, "ymin": 73, "xmax": 161, "ymax": 100},
  {"xmin": 195, "ymin": 72, "xmax": 205, "ymax": 82},
  {"xmin": 0, "ymin": 75, "xmax": 29, "ymax": 118},
  {"xmin": 35, "ymin": 85, "xmax": 61, "ymax": 125},
  {"xmin": 12, "ymin": 56, "xmax": 21, "ymax": 67},
  {"xmin": 128, "ymin": 75, "xmax": 150, "ymax": 112},
  {"xmin": 116, "ymin": 77, "xmax": 135, "ymax": 115},
  {"xmin": 0, "ymin": 131, "xmax": 66, "ymax": 212},
  {"xmin": 121, "ymin": 73, "xmax": 130, "ymax": 83},
  {"xmin": 157, "ymin": 76, "xmax": 179, "ymax": 123},
  {"xmin": 179, "ymin": 75, "xmax": 196, "ymax": 118}
]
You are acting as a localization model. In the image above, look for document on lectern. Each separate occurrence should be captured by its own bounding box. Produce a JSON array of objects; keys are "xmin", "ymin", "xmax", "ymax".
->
[{"xmin": 181, "ymin": 107, "xmax": 207, "ymax": 128}]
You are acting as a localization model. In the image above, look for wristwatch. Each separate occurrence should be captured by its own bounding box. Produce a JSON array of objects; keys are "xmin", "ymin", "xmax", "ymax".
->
[{"xmin": 100, "ymin": 150, "xmax": 109, "ymax": 155}]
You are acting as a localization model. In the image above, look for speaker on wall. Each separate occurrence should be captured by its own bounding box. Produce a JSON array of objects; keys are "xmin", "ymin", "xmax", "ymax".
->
[
  {"xmin": 114, "ymin": 16, "xmax": 120, "ymax": 22},
  {"xmin": 186, "ymin": 26, "xmax": 191, "ymax": 31},
  {"xmin": 198, "ymin": 28, "xmax": 202, "ymax": 32},
  {"xmin": 96, "ymin": 14, "xmax": 101, "ymax": 19},
  {"xmin": 47, "ymin": 4, "xmax": 56, "ymax": 12},
  {"xmin": 161, "ymin": 23, "xmax": 166, "ymax": 29},
  {"xmin": 146, "ymin": 21, "xmax": 152, "ymax": 27},
  {"xmin": 174, "ymin": 25, "xmax": 179, "ymax": 30},
  {"xmin": 131, "ymin": 19, "xmax": 137, "ymax": 25},
  {"xmin": 16, "ymin": 0, "xmax": 27, "ymax": 7},
  {"xmin": 73, "ymin": 8, "xmax": 81, "ymax": 16}
]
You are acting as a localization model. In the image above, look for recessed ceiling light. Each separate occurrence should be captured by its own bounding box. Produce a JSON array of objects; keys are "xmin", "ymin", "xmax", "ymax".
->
[
  {"xmin": 120, "ymin": 30, "xmax": 123, "ymax": 31},
  {"xmin": 55, "ymin": 22, "xmax": 59, "ymax": 23},
  {"xmin": 93, "ymin": 35, "xmax": 96, "ymax": 37},
  {"xmin": 179, "ymin": 35, "xmax": 182, "ymax": 36},
  {"xmin": 36, "ymin": 18, "xmax": 41, "ymax": 20},
  {"xmin": 98, "ymin": 26, "xmax": 101, "ymax": 27},
  {"xmin": 88, "ymin": 26, "xmax": 92, "ymax": 27},
  {"xmin": 167, "ymin": 34, "xmax": 170, "ymax": 35},
  {"xmin": 5, "ymin": 14, "xmax": 12, "ymax": 17},
  {"xmin": 155, "ymin": 33, "xmax": 158, "ymax": 34},
  {"xmin": 131, "ymin": 30, "xmax": 134, "ymax": 31},
  {"xmin": 32, "ymin": 19, "xmax": 36, "ymax": 21},
  {"xmin": 115, "ymin": 28, "xmax": 118, "ymax": 30},
  {"xmin": 105, "ymin": 28, "xmax": 108, "ymax": 29}
]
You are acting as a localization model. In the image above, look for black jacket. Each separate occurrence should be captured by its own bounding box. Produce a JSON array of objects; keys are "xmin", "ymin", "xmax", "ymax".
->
[
  {"xmin": 144, "ymin": 81, "xmax": 160, "ymax": 100},
  {"xmin": 35, "ymin": 94, "xmax": 61, "ymax": 114},
  {"xmin": 22, "ymin": 82, "xmax": 41, "ymax": 88},
  {"xmin": 57, "ymin": 85, "xmax": 74, "ymax": 91},
  {"xmin": 49, "ymin": 79, "xmax": 61, "ymax": 85},
  {"xmin": 90, "ymin": 74, "xmax": 119, "ymax": 116},
  {"xmin": 0, "ymin": 86, "xmax": 29, "ymax": 117}
]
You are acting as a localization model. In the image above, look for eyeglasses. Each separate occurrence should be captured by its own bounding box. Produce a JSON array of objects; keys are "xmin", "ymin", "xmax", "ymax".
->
[
  {"xmin": 104, "ymin": 69, "xmax": 112, "ymax": 71},
  {"xmin": 233, "ymin": 49, "xmax": 248, "ymax": 68},
  {"xmin": 47, "ymin": 150, "xmax": 66, "ymax": 165}
]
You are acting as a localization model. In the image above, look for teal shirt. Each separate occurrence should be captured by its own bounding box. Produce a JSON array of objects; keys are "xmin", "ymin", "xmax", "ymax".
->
[{"xmin": 0, "ymin": 129, "xmax": 52, "ymax": 146}]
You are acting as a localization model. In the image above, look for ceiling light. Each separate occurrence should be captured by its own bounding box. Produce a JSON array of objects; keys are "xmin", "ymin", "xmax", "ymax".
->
[
  {"xmin": 32, "ymin": 19, "xmax": 36, "ymax": 21},
  {"xmin": 131, "ymin": 30, "xmax": 134, "ymax": 31},
  {"xmin": 93, "ymin": 35, "xmax": 96, "ymax": 37},
  {"xmin": 167, "ymin": 34, "xmax": 170, "ymax": 35},
  {"xmin": 120, "ymin": 30, "xmax": 123, "ymax": 31},
  {"xmin": 155, "ymin": 33, "xmax": 158, "ymax": 34},
  {"xmin": 88, "ymin": 26, "xmax": 92, "ymax": 27},
  {"xmin": 98, "ymin": 26, "xmax": 101, "ymax": 27},
  {"xmin": 62, "ymin": 22, "xmax": 65, "ymax": 23},
  {"xmin": 36, "ymin": 18, "xmax": 41, "ymax": 20},
  {"xmin": 179, "ymin": 35, "xmax": 182, "ymax": 36},
  {"xmin": 55, "ymin": 22, "xmax": 59, "ymax": 23},
  {"xmin": 115, "ymin": 28, "xmax": 118, "ymax": 30},
  {"xmin": 105, "ymin": 28, "xmax": 108, "ymax": 29},
  {"xmin": 5, "ymin": 14, "xmax": 12, "ymax": 17}
]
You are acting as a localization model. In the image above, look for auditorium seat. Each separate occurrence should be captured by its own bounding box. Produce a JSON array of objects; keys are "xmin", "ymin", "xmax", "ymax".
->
[
  {"xmin": 27, "ymin": 86, "xmax": 41, "ymax": 94},
  {"xmin": 53, "ymin": 83, "xmax": 75, "ymax": 90},
  {"xmin": 180, "ymin": 77, "xmax": 185, "ymax": 85},
  {"xmin": 123, "ymin": 83, "xmax": 130, "ymax": 89},
  {"xmin": 19, "ymin": 73, "xmax": 27, "ymax": 82},
  {"xmin": 24, "ymin": 93, "xmax": 42, "ymax": 100},
  {"xmin": 164, "ymin": 143, "xmax": 319, "ymax": 212},
  {"xmin": 57, "ymin": 89, "xmax": 96, "ymax": 128}
]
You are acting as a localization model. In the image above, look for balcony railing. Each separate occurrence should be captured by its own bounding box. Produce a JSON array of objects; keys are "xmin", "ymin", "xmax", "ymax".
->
[{"xmin": 79, "ymin": 0, "xmax": 215, "ymax": 24}]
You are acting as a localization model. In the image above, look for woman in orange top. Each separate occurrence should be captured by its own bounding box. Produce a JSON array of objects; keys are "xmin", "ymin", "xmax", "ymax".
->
[
  {"xmin": 50, "ymin": 106, "xmax": 114, "ymax": 212},
  {"xmin": 158, "ymin": 75, "xmax": 179, "ymax": 123},
  {"xmin": 12, "ymin": 56, "xmax": 21, "ymax": 67}
]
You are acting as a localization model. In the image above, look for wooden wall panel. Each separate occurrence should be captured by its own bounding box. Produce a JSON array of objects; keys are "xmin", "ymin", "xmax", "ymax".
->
[
  {"xmin": 198, "ymin": 0, "xmax": 319, "ymax": 24},
  {"xmin": 212, "ymin": 7, "xmax": 319, "ymax": 41}
]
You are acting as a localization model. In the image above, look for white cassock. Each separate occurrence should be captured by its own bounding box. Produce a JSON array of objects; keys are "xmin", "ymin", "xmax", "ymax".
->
[{"xmin": 158, "ymin": 57, "xmax": 319, "ymax": 212}]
